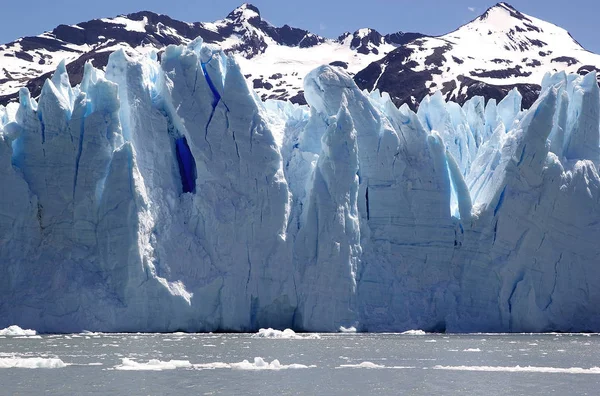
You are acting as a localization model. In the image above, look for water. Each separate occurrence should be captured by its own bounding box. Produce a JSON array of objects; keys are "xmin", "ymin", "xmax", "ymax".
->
[{"xmin": 1, "ymin": 332, "xmax": 600, "ymax": 395}]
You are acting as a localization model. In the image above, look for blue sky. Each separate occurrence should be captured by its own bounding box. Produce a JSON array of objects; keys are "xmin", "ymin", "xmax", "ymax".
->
[{"xmin": 2, "ymin": 0, "xmax": 599, "ymax": 53}]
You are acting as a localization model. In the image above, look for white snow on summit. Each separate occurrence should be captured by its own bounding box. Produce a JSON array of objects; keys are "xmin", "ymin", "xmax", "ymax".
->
[{"xmin": 429, "ymin": 2, "xmax": 600, "ymax": 89}]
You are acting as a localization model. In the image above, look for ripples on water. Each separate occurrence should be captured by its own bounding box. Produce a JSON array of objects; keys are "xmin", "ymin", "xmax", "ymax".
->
[{"xmin": 1, "ymin": 331, "xmax": 600, "ymax": 395}]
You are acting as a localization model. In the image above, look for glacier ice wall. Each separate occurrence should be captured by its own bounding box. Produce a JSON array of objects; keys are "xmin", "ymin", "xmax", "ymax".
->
[{"xmin": 1, "ymin": 39, "xmax": 600, "ymax": 333}]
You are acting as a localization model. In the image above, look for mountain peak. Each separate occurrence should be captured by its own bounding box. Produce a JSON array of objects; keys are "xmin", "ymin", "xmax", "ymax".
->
[
  {"xmin": 481, "ymin": 2, "xmax": 531, "ymax": 22},
  {"xmin": 348, "ymin": 28, "xmax": 385, "ymax": 54},
  {"xmin": 226, "ymin": 3, "xmax": 261, "ymax": 22},
  {"xmin": 496, "ymin": 2, "xmax": 517, "ymax": 10}
]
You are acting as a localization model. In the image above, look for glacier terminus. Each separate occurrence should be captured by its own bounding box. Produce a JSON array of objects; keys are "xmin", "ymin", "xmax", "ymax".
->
[{"xmin": 1, "ymin": 36, "xmax": 600, "ymax": 334}]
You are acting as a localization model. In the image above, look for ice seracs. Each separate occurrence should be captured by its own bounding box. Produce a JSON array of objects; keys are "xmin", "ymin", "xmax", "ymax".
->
[{"xmin": 1, "ymin": 39, "xmax": 600, "ymax": 333}]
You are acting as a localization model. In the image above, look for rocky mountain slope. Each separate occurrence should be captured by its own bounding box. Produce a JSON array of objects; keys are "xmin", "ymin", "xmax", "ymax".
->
[
  {"xmin": 0, "ymin": 3, "xmax": 421, "ymax": 106},
  {"xmin": 1, "ymin": 2, "xmax": 599, "ymax": 108},
  {"xmin": 355, "ymin": 2, "xmax": 600, "ymax": 108}
]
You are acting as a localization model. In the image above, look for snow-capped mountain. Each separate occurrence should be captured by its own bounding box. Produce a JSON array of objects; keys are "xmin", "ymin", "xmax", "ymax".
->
[
  {"xmin": 3, "ymin": 3, "xmax": 597, "ymax": 109},
  {"xmin": 0, "ymin": 3, "xmax": 422, "ymax": 106},
  {"xmin": 356, "ymin": 2, "xmax": 600, "ymax": 108}
]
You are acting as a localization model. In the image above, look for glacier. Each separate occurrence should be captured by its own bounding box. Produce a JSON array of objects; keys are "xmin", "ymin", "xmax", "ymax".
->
[{"xmin": 1, "ymin": 38, "xmax": 600, "ymax": 333}]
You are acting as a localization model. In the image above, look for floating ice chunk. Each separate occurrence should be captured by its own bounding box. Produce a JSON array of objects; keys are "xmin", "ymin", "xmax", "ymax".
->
[
  {"xmin": 0, "ymin": 357, "xmax": 67, "ymax": 369},
  {"xmin": 400, "ymin": 330, "xmax": 427, "ymax": 335},
  {"xmin": 463, "ymin": 348, "xmax": 481, "ymax": 352},
  {"xmin": 339, "ymin": 362, "xmax": 385, "ymax": 369},
  {"xmin": 0, "ymin": 326, "xmax": 37, "ymax": 336},
  {"xmin": 339, "ymin": 326, "xmax": 357, "ymax": 333},
  {"xmin": 114, "ymin": 358, "xmax": 192, "ymax": 371},
  {"xmin": 230, "ymin": 357, "xmax": 314, "ymax": 371},
  {"xmin": 252, "ymin": 328, "xmax": 321, "ymax": 339},
  {"xmin": 193, "ymin": 362, "xmax": 232, "ymax": 370},
  {"xmin": 115, "ymin": 357, "xmax": 314, "ymax": 371},
  {"xmin": 433, "ymin": 365, "xmax": 600, "ymax": 374},
  {"xmin": 194, "ymin": 358, "xmax": 315, "ymax": 370}
]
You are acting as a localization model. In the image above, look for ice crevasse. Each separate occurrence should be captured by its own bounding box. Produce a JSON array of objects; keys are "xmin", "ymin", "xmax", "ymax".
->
[{"xmin": 1, "ymin": 38, "xmax": 599, "ymax": 333}]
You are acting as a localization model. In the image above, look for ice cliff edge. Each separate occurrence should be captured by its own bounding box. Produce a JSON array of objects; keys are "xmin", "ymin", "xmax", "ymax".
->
[{"xmin": 1, "ymin": 40, "xmax": 599, "ymax": 333}]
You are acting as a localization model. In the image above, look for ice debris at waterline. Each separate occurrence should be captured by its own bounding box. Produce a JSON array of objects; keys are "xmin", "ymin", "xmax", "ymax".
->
[
  {"xmin": 114, "ymin": 358, "xmax": 193, "ymax": 371},
  {"xmin": 400, "ymin": 330, "xmax": 427, "ymax": 336},
  {"xmin": 0, "ymin": 326, "xmax": 37, "ymax": 336},
  {"xmin": 0, "ymin": 357, "xmax": 68, "ymax": 369},
  {"xmin": 1, "ymin": 37, "xmax": 600, "ymax": 333},
  {"xmin": 433, "ymin": 365, "xmax": 600, "ymax": 374},
  {"xmin": 114, "ymin": 357, "xmax": 315, "ymax": 371},
  {"xmin": 252, "ymin": 328, "xmax": 321, "ymax": 339}
]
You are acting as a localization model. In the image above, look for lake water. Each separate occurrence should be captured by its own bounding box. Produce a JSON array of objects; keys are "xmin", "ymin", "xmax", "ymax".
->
[{"xmin": 1, "ymin": 332, "xmax": 599, "ymax": 395}]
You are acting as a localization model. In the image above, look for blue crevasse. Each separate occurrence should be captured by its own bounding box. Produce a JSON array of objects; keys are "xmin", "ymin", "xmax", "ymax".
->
[{"xmin": 175, "ymin": 137, "xmax": 197, "ymax": 194}]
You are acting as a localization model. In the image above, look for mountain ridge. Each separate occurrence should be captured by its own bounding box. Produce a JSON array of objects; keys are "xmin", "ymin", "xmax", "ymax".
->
[
  {"xmin": 355, "ymin": 2, "xmax": 600, "ymax": 108},
  {"xmin": 1, "ymin": 2, "xmax": 599, "ymax": 108},
  {"xmin": 0, "ymin": 3, "xmax": 423, "ymax": 105}
]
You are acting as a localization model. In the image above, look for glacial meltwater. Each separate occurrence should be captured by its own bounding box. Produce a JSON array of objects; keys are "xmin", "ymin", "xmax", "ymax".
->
[{"xmin": 1, "ymin": 332, "xmax": 599, "ymax": 395}]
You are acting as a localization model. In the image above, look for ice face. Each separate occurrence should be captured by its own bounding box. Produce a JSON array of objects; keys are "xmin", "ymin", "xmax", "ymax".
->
[
  {"xmin": 1, "ymin": 42, "xmax": 600, "ymax": 333},
  {"xmin": 294, "ymin": 105, "xmax": 361, "ymax": 331}
]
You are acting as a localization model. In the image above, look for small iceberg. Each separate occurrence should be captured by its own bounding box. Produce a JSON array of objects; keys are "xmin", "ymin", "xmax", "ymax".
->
[
  {"xmin": 252, "ymin": 328, "xmax": 320, "ymax": 339},
  {"xmin": 0, "ymin": 325, "xmax": 37, "ymax": 336}
]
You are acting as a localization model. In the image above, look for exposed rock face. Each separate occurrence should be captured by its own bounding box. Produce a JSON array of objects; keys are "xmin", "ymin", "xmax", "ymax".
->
[{"xmin": 0, "ymin": 3, "xmax": 421, "ymax": 106}]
